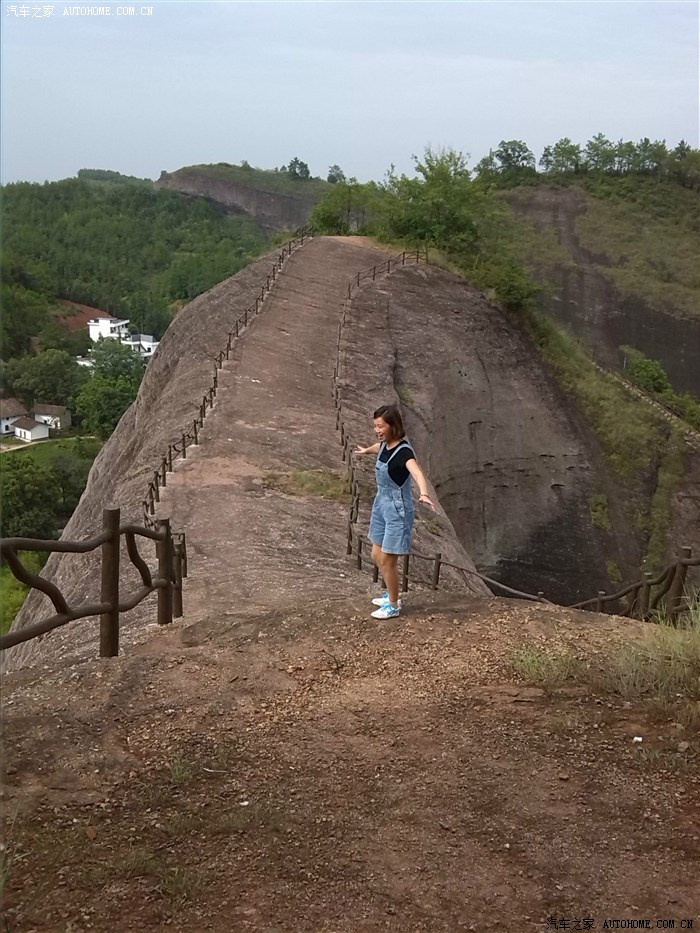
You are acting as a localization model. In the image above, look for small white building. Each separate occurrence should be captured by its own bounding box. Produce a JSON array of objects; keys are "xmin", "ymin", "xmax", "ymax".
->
[
  {"xmin": 0, "ymin": 398, "xmax": 28, "ymax": 435},
  {"xmin": 33, "ymin": 404, "xmax": 72, "ymax": 431},
  {"xmin": 88, "ymin": 315, "xmax": 130, "ymax": 343},
  {"xmin": 12, "ymin": 417, "xmax": 50, "ymax": 443},
  {"xmin": 121, "ymin": 333, "xmax": 159, "ymax": 359}
]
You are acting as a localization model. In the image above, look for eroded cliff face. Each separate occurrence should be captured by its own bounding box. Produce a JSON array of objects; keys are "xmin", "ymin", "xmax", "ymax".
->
[
  {"xmin": 505, "ymin": 186, "xmax": 700, "ymax": 396},
  {"xmin": 155, "ymin": 169, "xmax": 321, "ymax": 235},
  {"xmin": 340, "ymin": 262, "xmax": 699, "ymax": 604}
]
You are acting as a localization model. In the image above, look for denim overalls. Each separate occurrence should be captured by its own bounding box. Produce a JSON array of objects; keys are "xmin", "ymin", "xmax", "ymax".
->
[{"xmin": 368, "ymin": 441, "xmax": 416, "ymax": 554}]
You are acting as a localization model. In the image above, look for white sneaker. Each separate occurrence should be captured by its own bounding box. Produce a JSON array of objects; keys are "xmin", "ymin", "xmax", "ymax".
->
[
  {"xmin": 371, "ymin": 603, "xmax": 401, "ymax": 620},
  {"xmin": 371, "ymin": 592, "xmax": 402, "ymax": 608}
]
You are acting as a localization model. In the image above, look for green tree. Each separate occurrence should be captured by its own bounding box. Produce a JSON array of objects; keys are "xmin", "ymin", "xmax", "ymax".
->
[
  {"xmin": 310, "ymin": 180, "xmax": 376, "ymax": 233},
  {"xmin": 613, "ymin": 139, "xmax": 637, "ymax": 174},
  {"xmin": 494, "ymin": 139, "xmax": 536, "ymax": 172},
  {"xmin": 379, "ymin": 147, "xmax": 486, "ymax": 254},
  {"xmin": 75, "ymin": 375, "xmax": 138, "ymax": 439},
  {"xmin": 89, "ymin": 339, "xmax": 146, "ymax": 386},
  {"xmin": 4, "ymin": 349, "xmax": 88, "ymax": 408},
  {"xmin": 48, "ymin": 451, "xmax": 93, "ymax": 518},
  {"xmin": 627, "ymin": 354, "xmax": 672, "ymax": 394},
  {"xmin": 327, "ymin": 164, "xmax": 346, "ymax": 184},
  {"xmin": 584, "ymin": 133, "xmax": 616, "ymax": 172},
  {"xmin": 540, "ymin": 138, "xmax": 582, "ymax": 174},
  {"xmin": 474, "ymin": 150, "xmax": 498, "ymax": 181},
  {"xmin": 287, "ymin": 157, "xmax": 311, "ymax": 180},
  {"xmin": 0, "ymin": 457, "xmax": 57, "ymax": 538}
]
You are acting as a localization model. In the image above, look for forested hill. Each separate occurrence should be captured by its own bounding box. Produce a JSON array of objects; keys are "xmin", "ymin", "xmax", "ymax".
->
[{"xmin": 1, "ymin": 173, "xmax": 266, "ymax": 358}]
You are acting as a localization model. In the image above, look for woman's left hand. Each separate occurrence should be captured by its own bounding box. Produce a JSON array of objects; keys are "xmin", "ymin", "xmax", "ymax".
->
[{"xmin": 418, "ymin": 494, "xmax": 436, "ymax": 511}]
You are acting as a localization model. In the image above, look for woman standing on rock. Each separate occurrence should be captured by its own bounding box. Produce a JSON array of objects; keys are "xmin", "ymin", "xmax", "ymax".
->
[{"xmin": 355, "ymin": 404, "xmax": 435, "ymax": 619}]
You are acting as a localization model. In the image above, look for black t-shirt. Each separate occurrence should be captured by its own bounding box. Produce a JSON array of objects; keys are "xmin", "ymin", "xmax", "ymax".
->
[{"xmin": 378, "ymin": 441, "xmax": 415, "ymax": 488}]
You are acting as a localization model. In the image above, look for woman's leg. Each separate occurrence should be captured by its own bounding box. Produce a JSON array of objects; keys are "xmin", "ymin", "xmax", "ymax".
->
[
  {"xmin": 371, "ymin": 543, "xmax": 384, "ymax": 573},
  {"xmin": 381, "ymin": 552, "xmax": 400, "ymax": 606}
]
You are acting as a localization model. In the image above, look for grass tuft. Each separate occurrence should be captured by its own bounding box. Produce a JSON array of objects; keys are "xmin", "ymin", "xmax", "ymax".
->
[
  {"xmin": 262, "ymin": 468, "xmax": 351, "ymax": 502},
  {"xmin": 510, "ymin": 647, "xmax": 581, "ymax": 690}
]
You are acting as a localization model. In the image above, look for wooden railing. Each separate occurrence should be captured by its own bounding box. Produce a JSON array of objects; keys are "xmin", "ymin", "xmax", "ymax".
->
[
  {"xmin": 345, "ymin": 520, "xmax": 697, "ymax": 621},
  {"xmin": 332, "ymin": 250, "xmax": 699, "ymax": 623},
  {"xmin": 142, "ymin": 225, "xmax": 314, "ymax": 525},
  {"xmin": 0, "ymin": 508, "xmax": 186, "ymax": 657}
]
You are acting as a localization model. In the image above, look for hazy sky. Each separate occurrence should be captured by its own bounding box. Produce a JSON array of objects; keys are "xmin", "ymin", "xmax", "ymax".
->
[{"xmin": 1, "ymin": 0, "xmax": 698, "ymax": 185}]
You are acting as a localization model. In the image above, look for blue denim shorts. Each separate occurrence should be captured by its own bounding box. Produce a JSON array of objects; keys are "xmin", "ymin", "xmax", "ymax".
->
[{"xmin": 369, "ymin": 493, "xmax": 415, "ymax": 555}]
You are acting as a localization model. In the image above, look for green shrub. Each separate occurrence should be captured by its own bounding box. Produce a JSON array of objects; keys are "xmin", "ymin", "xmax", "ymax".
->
[{"xmin": 0, "ymin": 551, "xmax": 45, "ymax": 635}]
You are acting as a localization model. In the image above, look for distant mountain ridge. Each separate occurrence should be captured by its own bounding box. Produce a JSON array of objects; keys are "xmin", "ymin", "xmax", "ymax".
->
[{"xmin": 155, "ymin": 163, "xmax": 330, "ymax": 235}]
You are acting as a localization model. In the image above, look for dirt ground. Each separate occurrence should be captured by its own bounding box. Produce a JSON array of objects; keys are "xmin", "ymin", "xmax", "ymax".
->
[{"xmin": 2, "ymin": 592, "xmax": 699, "ymax": 933}]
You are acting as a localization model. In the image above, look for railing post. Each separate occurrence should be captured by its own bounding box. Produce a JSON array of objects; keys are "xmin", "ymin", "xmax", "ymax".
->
[
  {"xmin": 356, "ymin": 538, "xmax": 363, "ymax": 570},
  {"xmin": 401, "ymin": 554, "xmax": 410, "ymax": 593},
  {"xmin": 173, "ymin": 541, "xmax": 183, "ymax": 618},
  {"xmin": 161, "ymin": 458, "xmax": 167, "ymax": 487},
  {"xmin": 168, "ymin": 446, "xmax": 173, "ymax": 473},
  {"xmin": 595, "ymin": 591, "xmax": 606, "ymax": 613},
  {"xmin": 372, "ymin": 563, "xmax": 379, "ymax": 583},
  {"xmin": 181, "ymin": 532, "xmax": 188, "ymax": 578},
  {"xmin": 346, "ymin": 520, "xmax": 354, "ymax": 555},
  {"xmin": 638, "ymin": 571, "xmax": 652, "ymax": 618},
  {"xmin": 182, "ymin": 433, "xmax": 187, "ymax": 459},
  {"xmin": 667, "ymin": 546, "xmax": 692, "ymax": 621},
  {"xmin": 100, "ymin": 507, "xmax": 121, "ymax": 658},
  {"xmin": 193, "ymin": 419, "xmax": 199, "ymax": 445},
  {"xmin": 235, "ymin": 319, "xmax": 240, "ymax": 338},
  {"xmin": 157, "ymin": 519, "xmax": 174, "ymax": 626},
  {"xmin": 431, "ymin": 553, "xmax": 441, "ymax": 590},
  {"xmin": 153, "ymin": 472, "xmax": 160, "ymax": 503}
]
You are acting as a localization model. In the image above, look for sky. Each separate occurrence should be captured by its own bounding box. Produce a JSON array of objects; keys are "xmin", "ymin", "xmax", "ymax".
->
[{"xmin": 1, "ymin": 0, "xmax": 698, "ymax": 185}]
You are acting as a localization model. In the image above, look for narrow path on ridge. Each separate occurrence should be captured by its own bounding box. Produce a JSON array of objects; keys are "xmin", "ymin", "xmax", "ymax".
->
[{"xmin": 156, "ymin": 237, "xmax": 393, "ymax": 627}]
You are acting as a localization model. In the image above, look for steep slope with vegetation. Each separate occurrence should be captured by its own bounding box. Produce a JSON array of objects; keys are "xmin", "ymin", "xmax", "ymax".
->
[
  {"xmin": 505, "ymin": 179, "xmax": 700, "ymax": 396},
  {"xmin": 309, "ymin": 140, "xmax": 699, "ymax": 589}
]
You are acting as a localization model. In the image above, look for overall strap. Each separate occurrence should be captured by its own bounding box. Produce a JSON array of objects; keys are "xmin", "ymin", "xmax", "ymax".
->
[{"xmin": 386, "ymin": 440, "xmax": 411, "ymax": 462}]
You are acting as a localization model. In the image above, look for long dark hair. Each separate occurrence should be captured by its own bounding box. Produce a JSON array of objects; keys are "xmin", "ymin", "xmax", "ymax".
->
[{"xmin": 374, "ymin": 404, "xmax": 405, "ymax": 442}]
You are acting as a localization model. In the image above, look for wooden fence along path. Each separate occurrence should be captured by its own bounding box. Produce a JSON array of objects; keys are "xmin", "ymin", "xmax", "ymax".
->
[
  {"xmin": 0, "ymin": 508, "xmax": 185, "ymax": 656},
  {"xmin": 332, "ymin": 251, "xmax": 699, "ymax": 623},
  {"xmin": 1, "ymin": 233, "xmax": 698, "ymax": 664}
]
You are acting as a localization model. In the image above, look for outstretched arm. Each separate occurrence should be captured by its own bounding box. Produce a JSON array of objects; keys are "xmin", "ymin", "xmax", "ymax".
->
[
  {"xmin": 355, "ymin": 442, "xmax": 381, "ymax": 455},
  {"xmin": 407, "ymin": 459, "xmax": 436, "ymax": 510}
]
